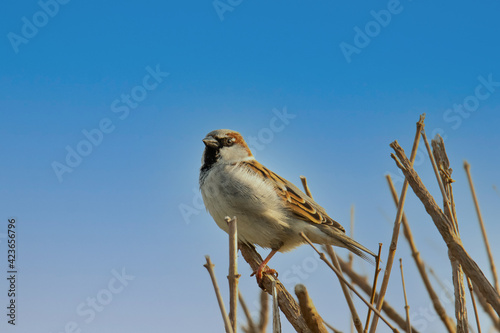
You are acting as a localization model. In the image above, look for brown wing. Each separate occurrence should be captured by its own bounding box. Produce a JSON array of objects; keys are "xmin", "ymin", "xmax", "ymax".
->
[{"xmin": 242, "ymin": 160, "xmax": 346, "ymax": 233}]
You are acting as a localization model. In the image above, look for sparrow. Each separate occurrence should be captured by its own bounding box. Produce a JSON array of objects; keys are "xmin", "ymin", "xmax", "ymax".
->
[{"xmin": 199, "ymin": 129, "xmax": 375, "ymax": 284}]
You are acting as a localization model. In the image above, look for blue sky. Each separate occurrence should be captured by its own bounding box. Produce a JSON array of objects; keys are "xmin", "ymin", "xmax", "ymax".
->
[{"xmin": 1, "ymin": 1, "xmax": 500, "ymax": 332}]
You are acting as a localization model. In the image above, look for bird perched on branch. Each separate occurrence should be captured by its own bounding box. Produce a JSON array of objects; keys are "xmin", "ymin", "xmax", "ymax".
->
[{"xmin": 199, "ymin": 129, "xmax": 375, "ymax": 285}]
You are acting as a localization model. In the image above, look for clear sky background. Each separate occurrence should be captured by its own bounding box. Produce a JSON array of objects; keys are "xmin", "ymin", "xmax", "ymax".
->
[{"xmin": 1, "ymin": 1, "xmax": 500, "ymax": 332}]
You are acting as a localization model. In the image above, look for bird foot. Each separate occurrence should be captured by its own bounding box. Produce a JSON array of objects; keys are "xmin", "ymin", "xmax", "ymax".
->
[{"xmin": 251, "ymin": 266, "xmax": 278, "ymax": 287}]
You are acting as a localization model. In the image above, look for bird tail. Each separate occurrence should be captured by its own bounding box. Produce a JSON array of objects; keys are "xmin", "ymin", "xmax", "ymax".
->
[{"xmin": 319, "ymin": 226, "xmax": 376, "ymax": 263}]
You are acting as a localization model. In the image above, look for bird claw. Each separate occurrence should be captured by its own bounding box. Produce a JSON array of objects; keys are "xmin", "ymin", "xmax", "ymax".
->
[{"xmin": 251, "ymin": 266, "xmax": 278, "ymax": 287}]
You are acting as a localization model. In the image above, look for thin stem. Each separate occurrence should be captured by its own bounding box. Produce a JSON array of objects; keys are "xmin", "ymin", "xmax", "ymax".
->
[
  {"xmin": 226, "ymin": 216, "xmax": 240, "ymax": 332},
  {"xmin": 399, "ymin": 259, "xmax": 412, "ymax": 333},
  {"xmin": 325, "ymin": 245, "xmax": 363, "ymax": 333},
  {"xmin": 386, "ymin": 174, "xmax": 456, "ymax": 333},
  {"xmin": 421, "ymin": 129, "xmax": 455, "ymax": 231},
  {"xmin": 466, "ymin": 277, "xmax": 482, "ymax": 333},
  {"xmin": 299, "ymin": 176, "xmax": 362, "ymax": 333},
  {"xmin": 369, "ymin": 114, "xmax": 425, "ymax": 333},
  {"xmin": 300, "ymin": 232, "xmax": 399, "ymax": 333},
  {"xmin": 431, "ymin": 135, "xmax": 468, "ymax": 332},
  {"xmin": 239, "ymin": 291, "xmax": 258, "ymax": 333},
  {"xmin": 204, "ymin": 256, "xmax": 234, "ymax": 333},
  {"xmin": 349, "ymin": 204, "xmax": 355, "ymax": 270},
  {"xmin": 338, "ymin": 256, "xmax": 420, "ymax": 333},
  {"xmin": 271, "ymin": 279, "xmax": 281, "ymax": 333},
  {"xmin": 471, "ymin": 280, "xmax": 500, "ymax": 331},
  {"xmin": 364, "ymin": 243, "xmax": 382, "ymax": 332},
  {"xmin": 239, "ymin": 242, "xmax": 313, "ymax": 332},
  {"xmin": 259, "ymin": 290, "xmax": 269, "ymax": 333},
  {"xmin": 464, "ymin": 161, "xmax": 499, "ymax": 293},
  {"xmin": 349, "ymin": 204, "xmax": 355, "ymax": 333},
  {"xmin": 390, "ymin": 140, "xmax": 500, "ymax": 315}
]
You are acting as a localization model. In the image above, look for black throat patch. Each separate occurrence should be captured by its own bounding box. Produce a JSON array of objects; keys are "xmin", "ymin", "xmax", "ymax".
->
[{"xmin": 200, "ymin": 146, "xmax": 220, "ymax": 184}]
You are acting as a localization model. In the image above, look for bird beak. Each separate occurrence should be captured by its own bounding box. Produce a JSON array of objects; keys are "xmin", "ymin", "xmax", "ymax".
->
[{"xmin": 202, "ymin": 136, "xmax": 219, "ymax": 148}]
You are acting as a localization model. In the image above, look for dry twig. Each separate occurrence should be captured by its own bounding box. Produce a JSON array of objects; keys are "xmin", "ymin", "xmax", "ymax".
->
[
  {"xmin": 226, "ymin": 216, "xmax": 241, "ymax": 332},
  {"xmin": 325, "ymin": 246, "xmax": 363, "ymax": 333},
  {"xmin": 363, "ymin": 244, "xmax": 382, "ymax": 333},
  {"xmin": 386, "ymin": 174, "xmax": 456, "ymax": 333},
  {"xmin": 300, "ymin": 233, "xmax": 400, "ymax": 333},
  {"xmin": 466, "ymin": 278, "xmax": 482, "ymax": 333},
  {"xmin": 300, "ymin": 175, "xmax": 362, "ymax": 333},
  {"xmin": 337, "ymin": 257, "xmax": 420, "ymax": 333},
  {"xmin": 390, "ymin": 140, "xmax": 500, "ymax": 315},
  {"xmin": 239, "ymin": 242, "xmax": 313, "ymax": 333},
  {"xmin": 350, "ymin": 205, "xmax": 355, "ymax": 333},
  {"xmin": 322, "ymin": 320, "xmax": 343, "ymax": 333},
  {"xmin": 464, "ymin": 161, "xmax": 499, "ymax": 293},
  {"xmin": 204, "ymin": 256, "xmax": 234, "ymax": 333},
  {"xmin": 369, "ymin": 114, "xmax": 425, "ymax": 333},
  {"xmin": 471, "ymin": 280, "xmax": 500, "ymax": 331},
  {"xmin": 239, "ymin": 291, "xmax": 258, "ymax": 333},
  {"xmin": 260, "ymin": 290, "xmax": 269, "ymax": 333},
  {"xmin": 295, "ymin": 284, "xmax": 328, "ymax": 333},
  {"xmin": 430, "ymin": 134, "xmax": 468, "ymax": 332},
  {"xmin": 272, "ymin": 279, "xmax": 282, "ymax": 333},
  {"xmin": 399, "ymin": 259, "xmax": 412, "ymax": 333}
]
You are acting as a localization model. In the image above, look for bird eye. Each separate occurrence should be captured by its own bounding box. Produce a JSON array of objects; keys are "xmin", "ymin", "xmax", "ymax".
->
[{"xmin": 225, "ymin": 138, "xmax": 235, "ymax": 146}]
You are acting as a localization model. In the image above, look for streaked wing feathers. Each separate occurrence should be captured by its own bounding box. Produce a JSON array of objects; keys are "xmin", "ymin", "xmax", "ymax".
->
[{"xmin": 242, "ymin": 160, "xmax": 346, "ymax": 233}]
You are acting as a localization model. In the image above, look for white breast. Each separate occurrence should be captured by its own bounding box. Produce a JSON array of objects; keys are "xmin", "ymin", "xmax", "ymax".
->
[{"xmin": 200, "ymin": 163, "xmax": 292, "ymax": 249}]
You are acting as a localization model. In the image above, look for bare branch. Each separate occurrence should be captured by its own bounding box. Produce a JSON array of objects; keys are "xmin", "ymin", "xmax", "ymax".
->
[
  {"xmin": 464, "ymin": 161, "xmax": 499, "ymax": 293},
  {"xmin": 259, "ymin": 290, "xmax": 269, "ymax": 333},
  {"xmin": 239, "ymin": 242, "xmax": 313, "ymax": 333},
  {"xmin": 322, "ymin": 320, "xmax": 343, "ymax": 333},
  {"xmin": 390, "ymin": 140, "xmax": 500, "ymax": 315},
  {"xmin": 204, "ymin": 256, "xmax": 234, "ymax": 333},
  {"xmin": 337, "ymin": 257, "xmax": 421, "ymax": 333},
  {"xmin": 226, "ymin": 216, "xmax": 241, "ymax": 332},
  {"xmin": 399, "ymin": 259, "xmax": 412, "ymax": 333},
  {"xmin": 430, "ymin": 135, "xmax": 468, "ymax": 332},
  {"xmin": 272, "ymin": 279, "xmax": 282, "ymax": 333},
  {"xmin": 466, "ymin": 278, "xmax": 482, "ymax": 333},
  {"xmin": 240, "ymin": 291, "xmax": 259, "ymax": 333},
  {"xmin": 295, "ymin": 284, "xmax": 328, "ymax": 333},
  {"xmin": 300, "ymin": 175, "xmax": 362, "ymax": 332},
  {"xmin": 471, "ymin": 280, "xmax": 500, "ymax": 331},
  {"xmin": 363, "ymin": 244, "xmax": 382, "ymax": 333},
  {"xmin": 325, "ymin": 245, "xmax": 363, "ymax": 333},
  {"xmin": 386, "ymin": 174, "xmax": 456, "ymax": 333},
  {"xmin": 369, "ymin": 113, "xmax": 425, "ymax": 333},
  {"xmin": 299, "ymin": 233, "xmax": 399, "ymax": 333},
  {"xmin": 450, "ymin": 258, "xmax": 468, "ymax": 333}
]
